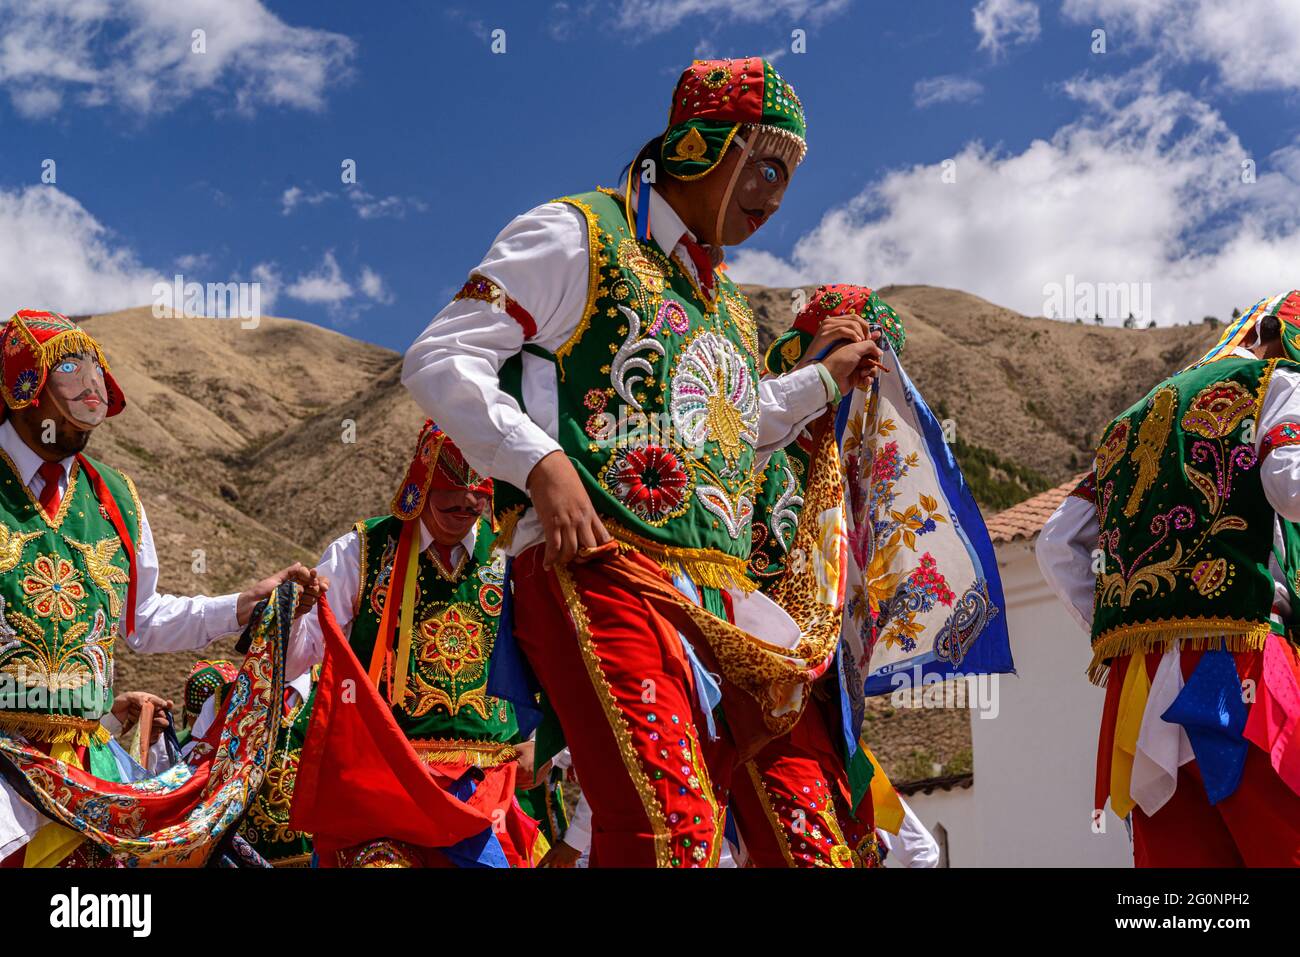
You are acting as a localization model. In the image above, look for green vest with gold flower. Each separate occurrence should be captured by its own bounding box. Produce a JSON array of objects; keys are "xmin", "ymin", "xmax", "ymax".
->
[
  {"xmin": 0, "ymin": 449, "xmax": 139, "ymax": 739},
  {"xmin": 348, "ymin": 514, "xmax": 517, "ymax": 748},
  {"xmin": 495, "ymin": 188, "xmax": 764, "ymax": 589},
  {"xmin": 747, "ymin": 448, "xmax": 806, "ymax": 591},
  {"xmin": 1089, "ymin": 356, "xmax": 1300, "ymax": 678}
]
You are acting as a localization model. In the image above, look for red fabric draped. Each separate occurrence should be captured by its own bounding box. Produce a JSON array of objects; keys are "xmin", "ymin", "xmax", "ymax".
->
[{"xmin": 288, "ymin": 596, "xmax": 496, "ymax": 856}]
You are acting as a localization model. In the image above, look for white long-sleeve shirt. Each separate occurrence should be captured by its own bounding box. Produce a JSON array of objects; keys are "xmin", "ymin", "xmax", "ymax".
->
[
  {"xmin": 0, "ymin": 420, "xmax": 241, "ymax": 650},
  {"xmin": 1037, "ymin": 351, "xmax": 1300, "ymax": 630},
  {"xmin": 401, "ymin": 186, "xmax": 835, "ymax": 556},
  {"xmin": 880, "ymin": 796, "xmax": 940, "ymax": 868},
  {"xmin": 285, "ymin": 518, "xmax": 478, "ymax": 680}
]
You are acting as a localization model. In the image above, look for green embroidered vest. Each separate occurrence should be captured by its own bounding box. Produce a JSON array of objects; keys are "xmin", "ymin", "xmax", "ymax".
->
[
  {"xmin": 747, "ymin": 448, "xmax": 806, "ymax": 592},
  {"xmin": 349, "ymin": 515, "xmax": 516, "ymax": 744},
  {"xmin": 239, "ymin": 681, "xmax": 316, "ymax": 866},
  {"xmin": 0, "ymin": 450, "xmax": 140, "ymax": 726},
  {"xmin": 494, "ymin": 189, "xmax": 764, "ymax": 588},
  {"xmin": 1089, "ymin": 356, "xmax": 1300, "ymax": 675}
]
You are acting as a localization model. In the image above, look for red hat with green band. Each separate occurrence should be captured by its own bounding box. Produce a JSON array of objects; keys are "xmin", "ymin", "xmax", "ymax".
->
[
  {"xmin": 661, "ymin": 57, "xmax": 807, "ymax": 181},
  {"xmin": 765, "ymin": 284, "xmax": 906, "ymax": 375}
]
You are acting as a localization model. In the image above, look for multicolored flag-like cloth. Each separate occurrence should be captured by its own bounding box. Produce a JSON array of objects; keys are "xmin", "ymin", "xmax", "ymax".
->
[
  {"xmin": 837, "ymin": 324, "xmax": 1014, "ymax": 703},
  {"xmin": 0, "ymin": 583, "xmax": 294, "ymax": 867}
]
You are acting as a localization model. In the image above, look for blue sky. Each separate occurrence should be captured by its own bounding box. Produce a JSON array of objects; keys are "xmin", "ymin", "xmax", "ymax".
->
[{"xmin": 2, "ymin": 0, "xmax": 1299, "ymax": 350}]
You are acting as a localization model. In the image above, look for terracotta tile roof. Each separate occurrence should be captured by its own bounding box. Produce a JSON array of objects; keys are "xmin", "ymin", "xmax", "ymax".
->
[{"xmin": 985, "ymin": 473, "xmax": 1089, "ymax": 544}]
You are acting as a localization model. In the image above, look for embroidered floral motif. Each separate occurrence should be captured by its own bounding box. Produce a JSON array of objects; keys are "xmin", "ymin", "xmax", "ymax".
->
[
  {"xmin": 1183, "ymin": 380, "xmax": 1254, "ymax": 439},
  {"xmin": 22, "ymin": 555, "xmax": 86, "ymax": 620},
  {"xmin": 603, "ymin": 445, "xmax": 692, "ymax": 526},
  {"xmin": 405, "ymin": 602, "xmax": 492, "ymax": 720},
  {"xmin": 670, "ymin": 331, "xmax": 758, "ymax": 466}
]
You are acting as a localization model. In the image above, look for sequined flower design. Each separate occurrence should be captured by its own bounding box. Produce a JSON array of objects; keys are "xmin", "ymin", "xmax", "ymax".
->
[
  {"xmin": 12, "ymin": 369, "xmax": 39, "ymax": 401},
  {"xmin": 670, "ymin": 332, "xmax": 758, "ymax": 465},
  {"xmin": 603, "ymin": 445, "xmax": 691, "ymax": 525},
  {"xmin": 397, "ymin": 482, "xmax": 421, "ymax": 515},
  {"xmin": 584, "ymin": 388, "xmax": 609, "ymax": 411},
  {"xmin": 22, "ymin": 555, "xmax": 86, "ymax": 620}
]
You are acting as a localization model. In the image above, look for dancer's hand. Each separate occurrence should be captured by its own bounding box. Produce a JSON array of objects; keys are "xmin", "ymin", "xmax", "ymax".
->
[
  {"xmin": 236, "ymin": 563, "xmax": 328, "ymax": 625},
  {"xmin": 796, "ymin": 315, "xmax": 872, "ymax": 368},
  {"xmin": 538, "ymin": 840, "xmax": 582, "ymax": 868},
  {"xmin": 110, "ymin": 691, "xmax": 172, "ymax": 743},
  {"xmin": 528, "ymin": 451, "xmax": 610, "ymax": 569},
  {"xmin": 819, "ymin": 337, "xmax": 886, "ymax": 395}
]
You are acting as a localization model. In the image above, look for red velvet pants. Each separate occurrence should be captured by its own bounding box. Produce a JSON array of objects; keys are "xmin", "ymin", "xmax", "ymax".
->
[
  {"xmin": 729, "ymin": 696, "xmax": 876, "ymax": 867},
  {"xmin": 512, "ymin": 545, "xmax": 729, "ymax": 868}
]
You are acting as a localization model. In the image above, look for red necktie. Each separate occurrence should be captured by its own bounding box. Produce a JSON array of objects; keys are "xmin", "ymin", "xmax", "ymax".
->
[
  {"xmin": 37, "ymin": 461, "xmax": 63, "ymax": 518},
  {"xmin": 680, "ymin": 237, "xmax": 716, "ymax": 299},
  {"xmin": 434, "ymin": 543, "xmax": 456, "ymax": 571}
]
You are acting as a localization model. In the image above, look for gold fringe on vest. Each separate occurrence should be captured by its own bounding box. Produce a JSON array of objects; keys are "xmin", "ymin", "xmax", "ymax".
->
[
  {"xmin": 1086, "ymin": 617, "xmax": 1274, "ymax": 685},
  {"xmin": 0, "ymin": 711, "xmax": 111, "ymax": 747},
  {"xmin": 603, "ymin": 520, "xmax": 757, "ymax": 593}
]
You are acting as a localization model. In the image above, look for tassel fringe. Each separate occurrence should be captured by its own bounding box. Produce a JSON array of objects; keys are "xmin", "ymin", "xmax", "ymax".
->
[
  {"xmin": 1087, "ymin": 620, "xmax": 1273, "ymax": 685},
  {"xmin": 603, "ymin": 521, "xmax": 756, "ymax": 593},
  {"xmin": 0, "ymin": 711, "xmax": 111, "ymax": 746}
]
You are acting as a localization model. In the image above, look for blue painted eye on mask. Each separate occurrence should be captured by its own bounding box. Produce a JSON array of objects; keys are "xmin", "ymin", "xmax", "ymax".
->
[{"xmin": 56, "ymin": 360, "xmax": 78, "ymax": 374}]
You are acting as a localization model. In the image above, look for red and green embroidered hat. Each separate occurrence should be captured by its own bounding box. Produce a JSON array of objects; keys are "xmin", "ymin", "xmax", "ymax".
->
[
  {"xmin": 661, "ymin": 57, "xmax": 807, "ymax": 181},
  {"xmin": 796, "ymin": 284, "xmax": 905, "ymax": 353},
  {"xmin": 391, "ymin": 419, "xmax": 493, "ymax": 521},
  {"xmin": 764, "ymin": 284, "xmax": 905, "ymax": 375},
  {"xmin": 0, "ymin": 309, "xmax": 125, "ymax": 417},
  {"xmin": 183, "ymin": 659, "xmax": 239, "ymax": 726}
]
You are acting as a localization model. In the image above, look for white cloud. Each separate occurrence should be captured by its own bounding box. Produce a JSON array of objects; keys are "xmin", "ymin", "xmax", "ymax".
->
[
  {"xmin": 358, "ymin": 266, "xmax": 393, "ymax": 304},
  {"xmin": 279, "ymin": 185, "xmax": 424, "ymax": 220},
  {"xmin": 278, "ymin": 253, "xmax": 394, "ymax": 317},
  {"xmin": 973, "ymin": 0, "xmax": 1041, "ymax": 58},
  {"xmin": 1063, "ymin": 0, "xmax": 1300, "ymax": 94},
  {"xmin": 0, "ymin": 0, "xmax": 354, "ymax": 118},
  {"xmin": 612, "ymin": 0, "xmax": 851, "ymax": 33},
  {"xmin": 913, "ymin": 75, "xmax": 984, "ymax": 108},
  {"xmin": 347, "ymin": 189, "xmax": 426, "ymax": 220},
  {"xmin": 280, "ymin": 186, "xmax": 334, "ymax": 216},
  {"xmin": 0, "ymin": 185, "xmax": 164, "ymax": 316},
  {"xmin": 284, "ymin": 251, "xmax": 351, "ymax": 304},
  {"xmin": 729, "ymin": 68, "xmax": 1300, "ymax": 327}
]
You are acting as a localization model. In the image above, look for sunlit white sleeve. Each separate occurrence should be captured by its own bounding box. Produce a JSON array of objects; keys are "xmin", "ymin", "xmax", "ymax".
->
[
  {"xmin": 756, "ymin": 365, "xmax": 834, "ymax": 454},
  {"xmin": 401, "ymin": 202, "xmax": 591, "ymax": 491},
  {"xmin": 285, "ymin": 530, "xmax": 361, "ymax": 681},
  {"xmin": 1257, "ymin": 366, "xmax": 1300, "ymax": 522},
  {"xmin": 126, "ymin": 505, "xmax": 241, "ymax": 654},
  {"xmin": 1036, "ymin": 494, "xmax": 1098, "ymax": 634},
  {"xmin": 890, "ymin": 797, "xmax": 940, "ymax": 868}
]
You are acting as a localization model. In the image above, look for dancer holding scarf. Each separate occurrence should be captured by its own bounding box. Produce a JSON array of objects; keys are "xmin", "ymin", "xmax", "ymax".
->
[
  {"xmin": 404, "ymin": 58, "xmax": 883, "ymax": 867},
  {"xmin": 0, "ymin": 309, "xmax": 321, "ymax": 867},
  {"xmin": 287, "ymin": 421, "xmax": 544, "ymax": 867}
]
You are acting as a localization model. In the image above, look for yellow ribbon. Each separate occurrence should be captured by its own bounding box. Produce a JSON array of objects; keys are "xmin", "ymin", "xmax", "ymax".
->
[
  {"xmin": 390, "ymin": 533, "xmax": 422, "ymax": 704},
  {"xmin": 1110, "ymin": 655, "xmax": 1151, "ymax": 819},
  {"xmin": 864, "ymin": 743, "xmax": 906, "ymax": 835}
]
